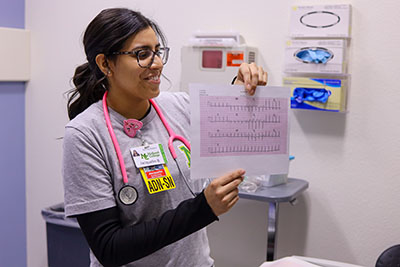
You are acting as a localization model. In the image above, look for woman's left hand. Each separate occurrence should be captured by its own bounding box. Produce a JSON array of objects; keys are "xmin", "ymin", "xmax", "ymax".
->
[{"xmin": 234, "ymin": 62, "xmax": 268, "ymax": 95}]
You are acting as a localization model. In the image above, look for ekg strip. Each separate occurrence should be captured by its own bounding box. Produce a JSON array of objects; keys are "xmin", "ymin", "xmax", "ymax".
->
[{"xmin": 200, "ymin": 95, "xmax": 288, "ymax": 157}]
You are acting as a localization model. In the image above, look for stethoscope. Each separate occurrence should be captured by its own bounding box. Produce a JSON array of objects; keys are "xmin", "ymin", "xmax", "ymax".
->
[{"xmin": 102, "ymin": 91, "xmax": 195, "ymax": 205}]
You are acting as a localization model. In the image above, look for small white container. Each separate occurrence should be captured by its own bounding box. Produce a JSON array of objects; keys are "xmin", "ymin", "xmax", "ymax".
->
[{"xmin": 260, "ymin": 174, "xmax": 288, "ymax": 187}]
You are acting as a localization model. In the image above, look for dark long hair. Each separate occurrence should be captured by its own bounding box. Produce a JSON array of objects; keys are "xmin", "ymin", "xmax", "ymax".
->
[{"xmin": 67, "ymin": 8, "xmax": 167, "ymax": 120}]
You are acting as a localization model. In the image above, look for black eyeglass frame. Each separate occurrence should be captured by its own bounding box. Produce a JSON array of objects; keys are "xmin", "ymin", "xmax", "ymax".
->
[{"xmin": 110, "ymin": 47, "xmax": 170, "ymax": 68}]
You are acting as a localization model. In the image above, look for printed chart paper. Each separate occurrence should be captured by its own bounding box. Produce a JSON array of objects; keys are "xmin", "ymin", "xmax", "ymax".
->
[{"xmin": 190, "ymin": 84, "xmax": 290, "ymax": 180}]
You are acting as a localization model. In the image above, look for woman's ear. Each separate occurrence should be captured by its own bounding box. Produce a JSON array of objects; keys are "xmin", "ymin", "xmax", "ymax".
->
[{"xmin": 95, "ymin": 54, "xmax": 111, "ymax": 76}]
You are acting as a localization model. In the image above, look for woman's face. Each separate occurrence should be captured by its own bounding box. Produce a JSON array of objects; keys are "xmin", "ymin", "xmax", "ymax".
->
[{"xmin": 108, "ymin": 27, "xmax": 163, "ymax": 102}]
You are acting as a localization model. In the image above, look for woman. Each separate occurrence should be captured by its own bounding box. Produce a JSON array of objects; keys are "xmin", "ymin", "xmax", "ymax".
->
[{"xmin": 63, "ymin": 8, "xmax": 267, "ymax": 267}]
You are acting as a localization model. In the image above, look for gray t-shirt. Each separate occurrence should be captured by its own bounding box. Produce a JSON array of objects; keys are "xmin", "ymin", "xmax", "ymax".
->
[{"xmin": 63, "ymin": 92, "xmax": 213, "ymax": 267}]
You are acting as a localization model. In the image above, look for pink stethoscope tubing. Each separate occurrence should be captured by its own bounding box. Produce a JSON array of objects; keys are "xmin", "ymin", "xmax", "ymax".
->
[
  {"xmin": 102, "ymin": 91, "xmax": 191, "ymax": 185},
  {"xmin": 149, "ymin": 99, "xmax": 191, "ymax": 159},
  {"xmin": 103, "ymin": 91, "xmax": 129, "ymax": 184}
]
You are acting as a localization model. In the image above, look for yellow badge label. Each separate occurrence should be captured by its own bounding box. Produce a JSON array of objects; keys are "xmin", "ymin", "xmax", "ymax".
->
[{"xmin": 140, "ymin": 164, "xmax": 176, "ymax": 194}]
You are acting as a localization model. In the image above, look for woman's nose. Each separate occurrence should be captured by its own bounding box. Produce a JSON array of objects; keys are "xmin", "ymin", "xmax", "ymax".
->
[{"xmin": 149, "ymin": 54, "xmax": 163, "ymax": 69}]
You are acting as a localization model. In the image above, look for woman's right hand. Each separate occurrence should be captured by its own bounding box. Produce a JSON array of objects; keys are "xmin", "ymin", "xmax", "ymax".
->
[{"xmin": 204, "ymin": 169, "xmax": 245, "ymax": 217}]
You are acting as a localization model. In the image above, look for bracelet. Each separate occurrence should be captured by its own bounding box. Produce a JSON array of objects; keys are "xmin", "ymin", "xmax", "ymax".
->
[{"xmin": 231, "ymin": 76, "xmax": 237, "ymax": 85}]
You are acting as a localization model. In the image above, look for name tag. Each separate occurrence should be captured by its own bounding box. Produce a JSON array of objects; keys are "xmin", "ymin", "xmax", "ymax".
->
[
  {"xmin": 140, "ymin": 164, "xmax": 176, "ymax": 194},
  {"xmin": 131, "ymin": 144, "xmax": 167, "ymax": 168}
]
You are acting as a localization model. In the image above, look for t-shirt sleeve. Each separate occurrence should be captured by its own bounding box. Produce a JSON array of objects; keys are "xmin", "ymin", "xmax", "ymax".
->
[
  {"xmin": 176, "ymin": 91, "xmax": 190, "ymax": 115},
  {"xmin": 63, "ymin": 126, "xmax": 116, "ymax": 217}
]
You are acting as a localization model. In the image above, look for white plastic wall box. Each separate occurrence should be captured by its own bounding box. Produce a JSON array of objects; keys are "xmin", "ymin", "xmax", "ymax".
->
[
  {"xmin": 289, "ymin": 4, "xmax": 351, "ymax": 38},
  {"xmin": 0, "ymin": 27, "xmax": 30, "ymax": 81},
  {"xmin": 283, "ymin": 39, "xmax": 346, "ymax": 75}
]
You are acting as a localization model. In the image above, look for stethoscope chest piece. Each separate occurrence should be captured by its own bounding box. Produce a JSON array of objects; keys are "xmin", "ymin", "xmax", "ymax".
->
[{"xmin": 118, "ymin": 185, "xmax": 138, "ymax": 205}]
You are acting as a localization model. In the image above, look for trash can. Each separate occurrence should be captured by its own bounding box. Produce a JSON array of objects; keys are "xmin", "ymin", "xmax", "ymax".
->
[{"xmin": 41, "ymin": 203, "xmax": 90, "ymax": 267}]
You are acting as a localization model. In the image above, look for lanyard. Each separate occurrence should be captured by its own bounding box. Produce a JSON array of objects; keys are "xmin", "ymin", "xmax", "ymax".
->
[{"xmin": 102, "ymin": 91, "xmax": 191, "ymax": 185}]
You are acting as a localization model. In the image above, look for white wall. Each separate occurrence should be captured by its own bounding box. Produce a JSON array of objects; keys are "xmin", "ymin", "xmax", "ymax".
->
[{"xmin": 25, "ymin": 0, "xmax": 400, "ymax": 266}]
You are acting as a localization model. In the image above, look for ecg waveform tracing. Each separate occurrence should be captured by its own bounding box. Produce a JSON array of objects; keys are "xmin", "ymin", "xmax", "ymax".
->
[{"xmin": 200, "ymin": 95, "xmax": 288, "ymax": 157}]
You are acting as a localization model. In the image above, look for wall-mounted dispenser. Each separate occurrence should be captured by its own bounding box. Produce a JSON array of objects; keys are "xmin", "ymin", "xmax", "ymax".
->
[
  {"xmin": 283, "ymin": 77, "xmax": 348, "ymax": 112},
  {"xmin": 283, "ymin": 4, "xmax": 351, "ymax": 113},
  {"xmin": 289, "ymin": 4, "xmax": 351, "ymax": 38},
  {"xmin": 180, "ymin": 31, "xmax": 257, "ymax": 92},
  {"xmin": 284, "ymin": 39, "xmax": 347, "ymax": 75}
]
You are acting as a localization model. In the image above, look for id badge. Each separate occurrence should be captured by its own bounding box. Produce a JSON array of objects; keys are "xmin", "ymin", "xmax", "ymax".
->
[
  {"xmin": 131, "ymin": 144, "xmax": 168, "ymax": 168},
  {"xmin": 140, "ymin": 164, "xmax": 176, "ymax": 194}
]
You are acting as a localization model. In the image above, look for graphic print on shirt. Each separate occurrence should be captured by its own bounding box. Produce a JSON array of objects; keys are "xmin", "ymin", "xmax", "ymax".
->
[{"xmin": 178, "ymin": 145, "xmax": 191, "ymax": 168}]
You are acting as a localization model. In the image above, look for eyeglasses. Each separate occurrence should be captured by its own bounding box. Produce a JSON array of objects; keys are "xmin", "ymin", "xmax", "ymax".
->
[{"xmin": 111, "ymin": 47, "xmax": 170, "ymax": 68}]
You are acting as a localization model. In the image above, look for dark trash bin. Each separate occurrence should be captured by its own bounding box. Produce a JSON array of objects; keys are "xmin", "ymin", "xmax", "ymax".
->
[{"xmin": 41, "ymin": 203, "xmax": 90, "ymax": 267}]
